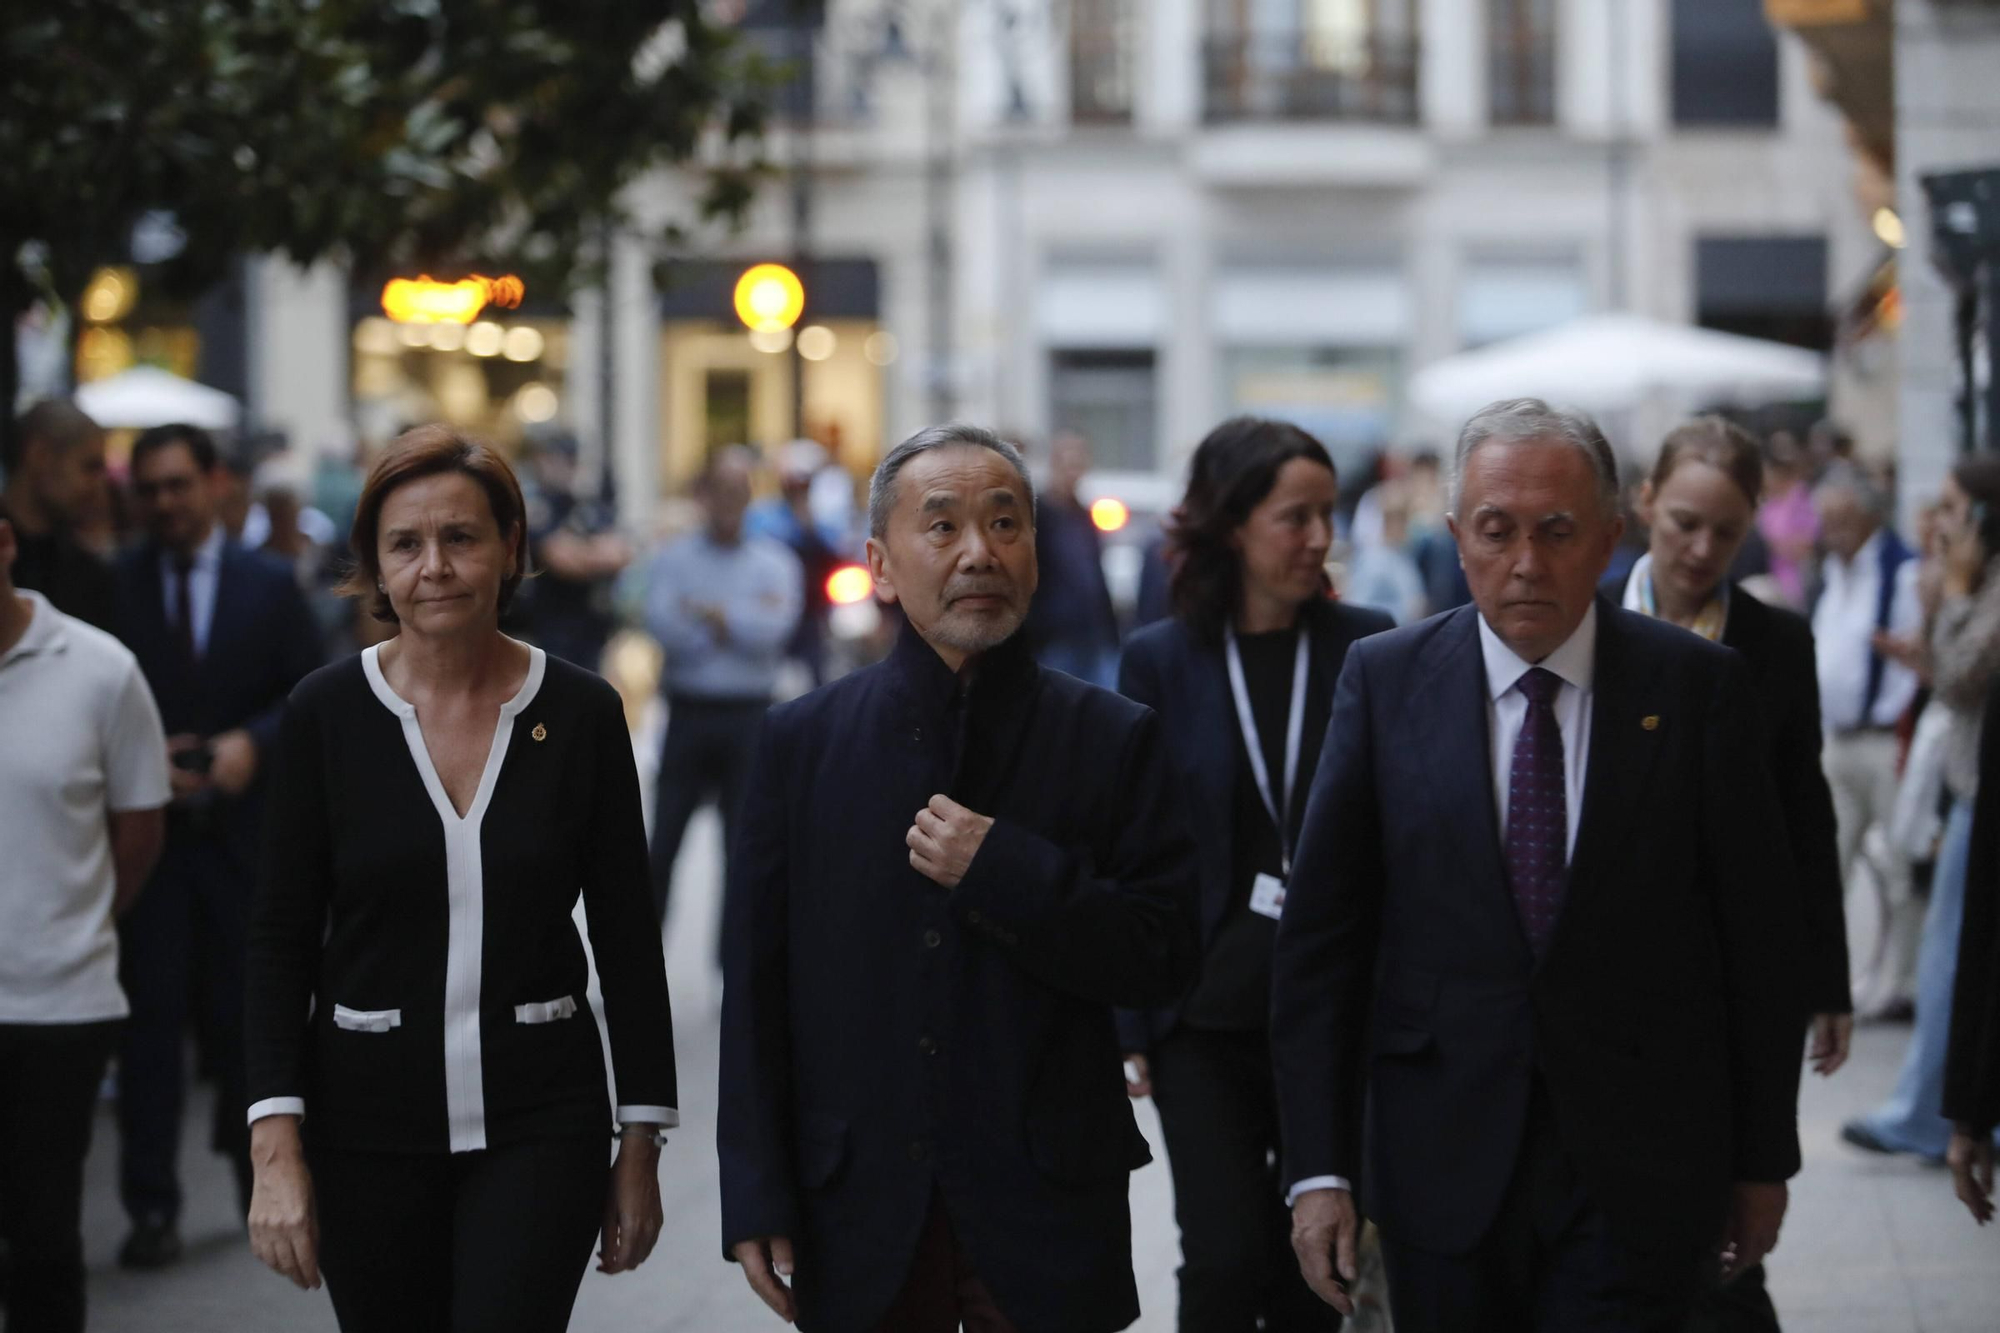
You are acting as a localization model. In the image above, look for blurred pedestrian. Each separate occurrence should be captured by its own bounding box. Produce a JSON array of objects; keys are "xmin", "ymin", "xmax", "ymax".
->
[
  {"xmin": 1117, "ymin": 417, "xmax": 1390, "ymax": 1332},
  {"xmin": 111, "ymin": 424, "xmax": 322, "ymax": 1268},
  {"xmin": 2, "ymin": 399, "xmax": 117, "ymax": 630},
  {"xmin": 244, "ymin": 425, "xmax": 676, "ymax": 1329},
  {"xmin": 745, "ymin": 440, "xmax": 848, "ymax": 685},
  {"xmin": 1343, "ymin": 479, "xmax": 1427, "ymax": 625},
  {"xmin": 0, "ymin": 498, "xmax": 168, "ymax": 1333},
  {"xmin": 520, "ymin": 434, "xmax": 631, "ymax": 672},
  {"xmin": 1274, "ymin": 399, "xmax": 1801, "ymax": 1328},
  {"xmin": 1945, "ymin": 674, "xmax": 2000, "ymax": 1225},
  {"xmin": 1757, "ymin": 435, "xmax": 1818, "ymax": 610},
  {"xmin": 642, "ymin": 446, "xmax": 801, "ymax": 929},
  {"xmin": 718, "ymin": 424, "xmax": 1197, "ymax": 1332},
  {"xmin": 1025, "ymin": 429, "xmax": 1120, "ymax": 687},
  {"xmin": 1618, "ymin": 417, "xmax": 1852, "ymax": 1333},
  {"xmin": 1811, "ymin": 469, "xmax": 1923, "ymax": 1022},
  {"xmin": 1844, "ymin": 457, "xmax": 2000, "ymax": 1163}
]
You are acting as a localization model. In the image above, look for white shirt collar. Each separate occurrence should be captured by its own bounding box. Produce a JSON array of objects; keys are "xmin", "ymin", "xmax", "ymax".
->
[
  {"xmin": 1477, "ymin": 600, "xmax": 1598, "ymax": 702},
  {"xmin": 191, "ymin": 523, "xmax": 225, "ymax": 571},
  {"xmin": 1, "ymin": 590, "xmax": 67, "ymax": 667},
  {"xmin": 1828, "ymin": 527, "xmax": 1882, "ymax": 580}
]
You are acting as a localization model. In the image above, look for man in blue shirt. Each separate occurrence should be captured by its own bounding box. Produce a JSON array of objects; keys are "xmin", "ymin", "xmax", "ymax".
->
[{"xmin": 643, "ymin": 447, "xmax": 802, "ymax": 930}]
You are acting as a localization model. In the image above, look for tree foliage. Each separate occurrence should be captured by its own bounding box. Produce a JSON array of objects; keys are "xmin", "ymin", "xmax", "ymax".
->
[{"xmin": 1, "ymin": 0, "xmax": 774, "ymax": 419}]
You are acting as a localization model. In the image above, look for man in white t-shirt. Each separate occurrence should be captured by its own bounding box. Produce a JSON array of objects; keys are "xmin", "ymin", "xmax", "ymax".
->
[{"xmin": 0, "ymin": 498, "xmax": 169, "ymax": 1329}]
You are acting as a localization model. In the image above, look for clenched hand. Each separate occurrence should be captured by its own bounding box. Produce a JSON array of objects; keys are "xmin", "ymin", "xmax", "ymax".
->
[{"xmin": 907, "ymin": 795, "xmax": 994, "ymax": 890}]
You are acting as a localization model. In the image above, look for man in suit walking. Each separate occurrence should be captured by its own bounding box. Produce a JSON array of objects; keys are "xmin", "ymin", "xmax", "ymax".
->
[
  {"xmin": 113, "ymin": 424, "xmax": 322, "ymax": 1268},
  {"xmin": 719, "ymin": 424, "xmax": 1197, "ymax": 1333},
  {"xmin": 1272, "ymin": 399, "xmax": 1803, "ymax": 1330}
]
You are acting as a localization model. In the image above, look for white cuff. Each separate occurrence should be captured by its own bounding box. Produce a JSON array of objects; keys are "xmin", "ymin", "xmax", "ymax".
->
[
  {"xmin": 247, "ymin": 1096, "xmax": 306, "ymax": 1127},
  {"xmin": 1285, "ymin": 1175, "xmax": 1352, "ymax": 1207},
  {"xmin": 616, "ymin": 1105, "xmax": 680, "ymax": 1130}
]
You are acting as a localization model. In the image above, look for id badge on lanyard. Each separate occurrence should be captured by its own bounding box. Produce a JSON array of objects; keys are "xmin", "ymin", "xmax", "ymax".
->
[{"xmin": 1225, "ymin": 627, "xmax": 1308, "ymax": 919}]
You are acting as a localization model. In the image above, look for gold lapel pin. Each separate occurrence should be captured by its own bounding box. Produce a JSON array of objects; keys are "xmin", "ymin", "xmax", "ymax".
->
[
  {"xmin": 531, "ymin": 722, "xmax": 548, "ymax": 742},
  {"xmin": 1641, "ymin": 715, "xmax": 1660, "ymax": 731}
]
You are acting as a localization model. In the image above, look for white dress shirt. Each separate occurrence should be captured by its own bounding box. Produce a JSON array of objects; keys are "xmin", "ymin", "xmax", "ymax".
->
[
  {"xmin": 1286, "ymin": 605, "xmax": 1598, "ymax": 1206},
  {"xmin": 157, "ymin": 524, "xmax": 225, "ymax": 658},
  {"xmin": 1812, "ymin": 529, "xmax": 1922, "ymax": 731}
]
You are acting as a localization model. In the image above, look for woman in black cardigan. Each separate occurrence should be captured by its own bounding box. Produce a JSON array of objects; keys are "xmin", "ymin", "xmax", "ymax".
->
[
  {"xmin": 1118, "ymin": 418, "xmax": 1392, "ymax": 1331},
  {"xmin": 244, "ymin": 426, "xmax": 677, "ymax": 1331},
  {"xmin": 1946, "ymin": 674, "xmax": 2000, "ymax": 1224},
  {"xmin": 1618, "ymin": 416, "xmax": 1849, "ymax": 1331}
]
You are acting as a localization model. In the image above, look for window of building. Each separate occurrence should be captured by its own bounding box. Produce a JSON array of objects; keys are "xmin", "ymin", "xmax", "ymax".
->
[
  {"xmin": 1071, "ymin": 0, "xmax": 1136, "ymax": 125},
  {"xmin": 1457, "ymin": 255, "xmax": 1586, "ymax": 348},
  {"xmin": 1202, "ymin": 0, "xmax": 1421, "ymax": 124},
  {"xmin": 1670, "ymin": 0, "xmax": 1780, "ymax": 128},
  {"xmin": 1220, "ymin": 345, "xmax": 1399, "ymax": 481},
  {"xmin": 1488, "ymin": 0, "xmax": 1556, "ymax": 126},
  {"xmin": 1050, "ymin": 349, "xmax": 1158, "ymax": 473},
  {"xmin": 1695, "ymin": 235, "xmax": 1830, "ymax": 350}
]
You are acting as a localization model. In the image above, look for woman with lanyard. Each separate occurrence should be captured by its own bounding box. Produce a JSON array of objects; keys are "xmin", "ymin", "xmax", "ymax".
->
[
  {"xmin": 1117, "ymin": 418, "xmax": 1392, "ymax": 1332},
  {"xmin": 1618, "ymin": 416, "xmax": 1850, "ymax": 1333}
]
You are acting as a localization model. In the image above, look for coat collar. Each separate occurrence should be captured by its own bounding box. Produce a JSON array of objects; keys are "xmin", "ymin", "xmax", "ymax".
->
[{"xmin": 885, "ymin": 615, "xmax": 1038, "ymax": 716}]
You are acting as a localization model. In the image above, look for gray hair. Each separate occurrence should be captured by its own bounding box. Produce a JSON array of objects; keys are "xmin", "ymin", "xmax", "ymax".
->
[
  {"xmin": 867, "ymin": 424, "xmax": 1037, "ymax": 539},
  {"xmin": 1812, "ymin": 463, "xmax": 1889, "ymax": 519},
  {"xmin": 1448, "ymin": 398, "xmax": 1620, "ymax": 518}
]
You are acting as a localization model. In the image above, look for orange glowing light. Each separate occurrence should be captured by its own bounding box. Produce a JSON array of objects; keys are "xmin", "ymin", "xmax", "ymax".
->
[
  {"xmin": 1090, "ymin": 498, "xmax": 1130, "ymax": 533},
  {"xmin": 381, "ymin": 274, "xmax": 525, "ymax": 325},
  {"xmin": 826, "ymin": 564, "xmax": 874, "ymax": 605},
  {"xmin": 733, "ymin": 263, "xmax": 806, "ymax": 332}
]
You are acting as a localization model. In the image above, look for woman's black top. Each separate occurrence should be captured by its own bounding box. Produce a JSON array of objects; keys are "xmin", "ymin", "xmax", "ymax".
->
[
  {"xmin": 1946, "ymin": 674, "xmax": 2000, "ymax": 1137},
  {"xmin": 245, "ymin": 644, "xmax": 678, "ymax": 1153},
  {"xmin": 1182, "ymin": 625, "xmax": 1334, "ymax": 1031}
]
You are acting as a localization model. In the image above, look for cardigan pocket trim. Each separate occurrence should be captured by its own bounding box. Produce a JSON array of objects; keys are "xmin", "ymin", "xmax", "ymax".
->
[
  {"xmin": 514, "ymin": 995, "xmax": 579, "ymax": 1025},
  {"xmin": 332, "ymin": 1005, "xmax": 403, "ymax": 1033}
]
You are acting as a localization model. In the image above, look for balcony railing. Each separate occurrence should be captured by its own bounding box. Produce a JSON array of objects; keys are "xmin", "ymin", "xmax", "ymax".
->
[
  {"xmin": 1071, "ymin": 4, "xmax": 1137, "ymax": 125},
  {"xmin": 1203, "ymin": 29, "xmax": 1421, "ymax": 125},
  {"xmin": 1489, "ymin": 32, "xmax": 1557, "ymax": 125}
]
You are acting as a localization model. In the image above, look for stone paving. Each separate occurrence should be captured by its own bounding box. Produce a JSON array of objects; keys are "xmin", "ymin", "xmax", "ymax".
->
[{"xmin": 78, "ymin": 811, "xmax": 1998, "ymax": 1331}]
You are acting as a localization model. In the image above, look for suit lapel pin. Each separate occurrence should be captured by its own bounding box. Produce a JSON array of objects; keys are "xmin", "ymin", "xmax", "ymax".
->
[
  {"xmin": 1641, "ymin": 715, "xmax": 1660, "ymax": 731},
  {"xmin": 531, "ymin": 722, "xmax": 548, "ymax": 742}
]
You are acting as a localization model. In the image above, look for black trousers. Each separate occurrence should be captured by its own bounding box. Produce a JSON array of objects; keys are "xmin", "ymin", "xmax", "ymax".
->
[
  {"xmin": 0, "ymin": 1021, "xmax": 119, "ymax": 1333},
  {"xmin": 650, "ymin": 696, "xmax": 765, "ymax": 928},
  {"xmin": 1380, "ymin": 1085, "xmax": 1706, "ymax": 1333},
  {"xmin": 308, "ymin": 1136, "xmax": 607, "ymax": 1333},
  {"xmin": 1150, "ymin": 1027, "xmax": 1340, "ymax": 1333},
  {"xmin": 117, "ymin": 829, "xmax": 251, "ymax": 1223}
]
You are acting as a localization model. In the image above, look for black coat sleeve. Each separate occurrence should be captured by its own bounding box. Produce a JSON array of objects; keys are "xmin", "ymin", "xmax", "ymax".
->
[
  {"xmin": 950, "ymin": 707, "xmax": 1199, "ymax": 1010},
  {"xmin": 244, "ymin": 567, "xmax": 324, "ymax": 762},
  {"xmin": 1945, "ymin": 680, "xmax": 2000, "ymax": 1135},
  {"xmin": 1770, "ymin": 617, "xmax": 1851, "ymax": 1014},
  {"xmin": 245, "ymin": 688, "xmax": 333, "ymax": 1111},
  {"xmin": 578, "ymin": 684, "xmax": 677, "ymax": 1119},
  {"xmin": 1271, "ymin": 645, "xmax": 1384, "ymax": 1189},
  {"xmin": 1703, "ymin": 654, "xmax": 1806, "ymax": 1182},
  {"xmin": 1111, "ymin": 637, "xmax": 1170, "ymax": 1053},
  {"xmin": 717, "ymin": 717, "xmax": 800, "ymax": 1255}
]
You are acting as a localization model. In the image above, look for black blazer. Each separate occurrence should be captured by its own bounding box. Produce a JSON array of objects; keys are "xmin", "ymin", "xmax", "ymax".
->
[
  {"xmin": 718, "ymin": 626, "xmax": 1198, "ymax": 1333},
  {"xmin": 1946, "ymin": 674, "xmax": 2000, "ymax": 1137},
  {"xmin": 114, "ymin": 538, "xmax": 323, "ymax": 864},
  {"xmin": 1271, "ymin": 601, "xmax": 1804, "ymax": 1259},
  {"xmin": 245, "ymin": 651, "xmax": 676, "ymax": 1152},
  {"xmin": 1114, "ymin": 598, "xmax": 1394, "ymax": 1051}
]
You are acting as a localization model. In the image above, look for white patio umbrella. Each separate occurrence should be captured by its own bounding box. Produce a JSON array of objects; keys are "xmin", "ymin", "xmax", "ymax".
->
[
  {"xmin": 76, "ymin": 365, "xmax": 242, "ymax": 431},
  {"xmin": 1408, "ymin": 313, "xmax": 1827, "ymax": 432}
]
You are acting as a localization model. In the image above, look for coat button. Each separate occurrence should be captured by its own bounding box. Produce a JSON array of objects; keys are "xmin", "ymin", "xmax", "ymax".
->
[
  {"xmin": 923, "ymin": 928, "xmax": 942, "ymax": 949},
  {"xmin": 907, "ymin": 1138, "xmax": 929, "ymax": 1162},
  {"xmin": 918, "ymin": 1035, "xmax": 939, "ymax": 1056},
  {"xmin": 966, "ymin": 909, "xmax": 984, "ymax": 925}
]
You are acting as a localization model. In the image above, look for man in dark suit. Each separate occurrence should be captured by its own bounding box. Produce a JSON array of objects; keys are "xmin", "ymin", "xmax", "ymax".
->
[
  {"xmin": 113, "ymin": 424, "xmax": 322, "ymax": 1268},
  {"xmin": 719, "ymin": 424, "xmax": 1197, "ymax": 1333},
  {"xmin": 1273, "ymin": 399, "xmax": 1803, "ymax": 1331}
]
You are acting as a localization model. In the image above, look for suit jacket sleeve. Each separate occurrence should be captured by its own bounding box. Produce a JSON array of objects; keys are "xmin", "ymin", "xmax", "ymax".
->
[
  {"xmin": 1944, "ymin": 677, "xmax": 2000, "ymax": 1135},
  {"xmin": 717, "ymin": 717, "xmax": 799, "ymax": 1255},
  {"xmin": 245, "ymin": 690, "xmax": 332, "ymax": 1111},
  {"xmin": 950, "ymin": 707, "xmax": 1198, "ymax": 1011},
  {"xmin": 1112, "ymin": 638, "xmax": 1169, "ymax": 1054},
  {"xmin": 244, "ymin": 568, "xmax": 323, "ymax": 761},
  {"xmin": 1703, "ymin": 654, "xmax": 1806, "ymax": 1182},
  {"xmin": 1772, "ymin": 619, "xmax": 1851, "ymax": 1014},
  {"xmin": 578, "ymin": 685, "xmax": 678, "ymax": 1119},
  {"xmin": 1271, "ymin": 645, "xmax": 1384, "ymax": 1190}
]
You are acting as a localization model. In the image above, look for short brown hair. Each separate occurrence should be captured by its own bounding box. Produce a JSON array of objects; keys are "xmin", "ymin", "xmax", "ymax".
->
[
  {"xmin": 339, "ymin": 424, "xmax": 530, "ymax": 624},
  {"xmin": 1651, "ymin": 416, "xmax": 1764, "ymax": 508}
]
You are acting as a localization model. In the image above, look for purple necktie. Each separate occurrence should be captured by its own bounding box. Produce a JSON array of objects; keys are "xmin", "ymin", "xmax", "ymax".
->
[{"xmin": 1504, "ymin": 667, "xmax": 1567, "ymax": 957}]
